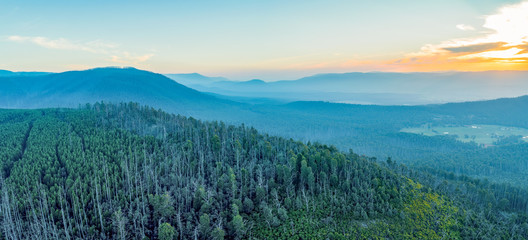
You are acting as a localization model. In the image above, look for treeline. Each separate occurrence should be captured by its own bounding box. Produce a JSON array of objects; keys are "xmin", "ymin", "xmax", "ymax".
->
[{"xmin": 0, "ymin": 103, "xmax": 526, "ymax": 239}]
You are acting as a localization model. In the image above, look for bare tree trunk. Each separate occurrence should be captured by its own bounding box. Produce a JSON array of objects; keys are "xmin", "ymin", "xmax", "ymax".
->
[
  {"xmin": 94, "ymin": 176, "xmax": 106, "ymax": 239},
  {"xmin": 59, "ymin": 188, "xmax": 71, "ymax": 240}
]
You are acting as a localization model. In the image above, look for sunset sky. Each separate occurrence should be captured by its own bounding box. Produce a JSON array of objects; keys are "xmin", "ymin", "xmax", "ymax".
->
[{"xmin": 1, "ymin": 0, "xmax": 527, "ymax": 80}]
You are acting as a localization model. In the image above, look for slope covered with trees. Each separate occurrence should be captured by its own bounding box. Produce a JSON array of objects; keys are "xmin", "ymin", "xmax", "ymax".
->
[
  {"xmin": 3, "ymin": 68, "xmax": 528, "ymax": 190},
  {"xmin": 0, "ymin": 103, "xmax": 526, "ymax": 239}
]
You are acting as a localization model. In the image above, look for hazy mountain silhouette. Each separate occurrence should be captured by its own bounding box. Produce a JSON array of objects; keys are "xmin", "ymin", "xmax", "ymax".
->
[
  {"xmin": 171, "ymin": 71, "xmax": 528, "ymax": 105},
  {"xmin": 0, "ymin": 67, "xmax": 249, "ymax": 121},
  {"xmin": 0, "ymin": 70, "xmax": 51, "ymax": 77},
  {"xmin": 164, "ymin": 73, "xmax": 228, "ymax": 86}
]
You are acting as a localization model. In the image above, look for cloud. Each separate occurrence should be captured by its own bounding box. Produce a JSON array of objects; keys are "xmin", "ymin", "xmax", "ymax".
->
[
  {"xmin": 456, "ymin": 24, "xmax": 475, "ymax": 31},
  {"xmin": 7, "ymin": 35, "xmax": 154, "ymax": 66},
  {"xmin": 458, "ymin": 47, "xmax": 528, "ymax": 60},
  {"xmin": 517, "ymin": 44, "xmax": 528, "ymax": 54},
  {"xmin": 392, "ymin": 1, "xmax": 528, "ymax": 71},
  {"xmin": 443, "ymin": 42, "xmax": 506, "ymax": 53},
  {"xmin": 7, "ymin": 35, "xmax": 114, "ymax": 53},
  {"xmin": 110, "ymin": 53, "xmax": 154, "ymax": 64}
]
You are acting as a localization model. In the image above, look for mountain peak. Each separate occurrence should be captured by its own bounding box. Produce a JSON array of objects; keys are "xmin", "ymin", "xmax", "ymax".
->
[
  {"xmin": 0, "ymin": 67, "xmax": 239, "ymax": 114},
  {"xmin": 83, "ymin": 66, "xmax": 147, "ymax": 73}
]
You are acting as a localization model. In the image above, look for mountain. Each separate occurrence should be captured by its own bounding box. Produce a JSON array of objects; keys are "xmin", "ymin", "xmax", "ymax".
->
[
  {"xmin": 164, "ymin": 73, "xmax": 228, "ymax": 87},
  {"xmin": 211, "ymin": 79, "xmax": 267, "ymax": 88},
  {"xmin": 0, "ymin": 104, "xmax": 525, "ymax": 239},
  {"xmin": 186, "ymin": 71, "xmax": 528, "ymax": 105},
  {"xmin": 0, "ymin": 67, "xmax": 250, "ymax": 121},
  {"xmin": 0, "ymin": 69, "xmax": 51, "ymax": 77}
]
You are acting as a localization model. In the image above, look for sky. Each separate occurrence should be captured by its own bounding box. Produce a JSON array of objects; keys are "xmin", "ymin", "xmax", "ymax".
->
[{"xmin": 1, "ymin": 0, "xmax": 527, "ymax": 80}]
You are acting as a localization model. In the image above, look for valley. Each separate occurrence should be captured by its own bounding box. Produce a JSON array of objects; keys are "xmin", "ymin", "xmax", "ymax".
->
[{"xmin": 401, "ymin": 124, "xmax": 528, "ymax": 145}]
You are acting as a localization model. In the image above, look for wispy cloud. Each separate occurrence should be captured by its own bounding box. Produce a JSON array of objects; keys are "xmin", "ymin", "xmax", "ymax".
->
[
  {"xmin": 110, "ymin": 52, "xmax": 155, "ymax": 65},
  {"xmin": 391, "ymin": 1, "xmax": 528, "ymax": 71},
  {"xmin": 456, "ymin": 24, "xmax": 475, "ymax": 31},
  {"xmin": 443, "ymin": 42, "xmax": 506, "ymax": 53},
  {"xmin": 7, "ymin": 35, "xmax": 154, "ymax": 66},
  {"xmin": 7, "ymin": 36, "xmax": 115, "ymax": 53}
]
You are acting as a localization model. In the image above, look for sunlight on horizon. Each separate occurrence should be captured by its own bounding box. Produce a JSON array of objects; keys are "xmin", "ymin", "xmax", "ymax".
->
[
  {"xmin": 394, "ymin": 1, "xmax": 528, "ymax": 72},
  {"xmin": 1, "ymin": 0, "xmax": 527, "ymax": 79}
]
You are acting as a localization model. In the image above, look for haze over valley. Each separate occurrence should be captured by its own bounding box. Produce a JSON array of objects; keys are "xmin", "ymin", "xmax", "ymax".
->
[{"xmin": 167, "ymin": 71, "xmax": 528, "ymax": 105}]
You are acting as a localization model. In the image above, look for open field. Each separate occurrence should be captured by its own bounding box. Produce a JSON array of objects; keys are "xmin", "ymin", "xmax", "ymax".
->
[{"xmin": 401, "ymin": 124, "xmax": 528, "ymax": 145}]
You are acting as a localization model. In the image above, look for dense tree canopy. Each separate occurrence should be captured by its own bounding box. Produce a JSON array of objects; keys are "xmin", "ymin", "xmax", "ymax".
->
[{"xmin": 0, "ymin": 103, "xmax": 526, "ymax": 239}]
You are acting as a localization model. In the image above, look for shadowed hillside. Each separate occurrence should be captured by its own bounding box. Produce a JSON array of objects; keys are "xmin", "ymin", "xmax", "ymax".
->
[{"xmin": 0, "ymin": 67, "xmax": 253, "ymax": 122}]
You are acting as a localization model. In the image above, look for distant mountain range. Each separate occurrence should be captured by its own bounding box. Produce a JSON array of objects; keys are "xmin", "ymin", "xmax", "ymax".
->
[
  {"xmin": 165, "ymin": 71, "xmax": 528, "ymax": 105},
  {"xmin": 3, "ymin": 67, "xmax": 528, "ymax": 134},
  {"xmin": 164, "ymin": 73, "xmax": 228, "ymax": 86},
  {"xmin": 5, "ymin": 68, "xmax": 527, "ymax": 106}
]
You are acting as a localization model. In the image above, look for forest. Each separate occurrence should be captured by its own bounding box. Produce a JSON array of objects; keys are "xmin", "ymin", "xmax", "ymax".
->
[
  {"xmin": 2, "ymin": 68, "xmax": 528, "ymax": 191},
  {"xmin": 0, "ymin": 103, "xmax": 526, "ymax": 239}
]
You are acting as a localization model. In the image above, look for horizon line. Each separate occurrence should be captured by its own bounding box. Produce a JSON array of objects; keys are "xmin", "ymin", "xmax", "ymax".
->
[{"xmin": 3, "ymin": 66, "xmax": 528, "ymax": 81}]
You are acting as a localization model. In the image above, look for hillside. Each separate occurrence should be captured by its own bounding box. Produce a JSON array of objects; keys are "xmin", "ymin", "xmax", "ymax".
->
[
  {"xmin": 431, "ymin": 95, "xmax": 528, "ymax": 128},
  {"xmin": 0, "ymin": 67, "xmax": 249, "ymax": 122},
  {"xmin": 0, "ymin": 104, "xmax": 526, "ymax": 239}
]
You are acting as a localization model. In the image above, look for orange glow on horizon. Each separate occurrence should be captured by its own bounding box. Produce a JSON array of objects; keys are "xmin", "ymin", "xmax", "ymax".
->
[{"xmin": 372, "ymin": 1, "xmax": 528, "ymax": 73}]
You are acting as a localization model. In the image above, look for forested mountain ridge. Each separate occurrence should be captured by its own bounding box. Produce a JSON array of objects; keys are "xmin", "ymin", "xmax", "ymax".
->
[
  {"xmin": 430, "ymin": 95, "xmax": 528, "ymax": 128},
  {"xmin": 2, "ymin": 67, "xmax": 528, "ymax": 190},
  {"xmin": 0, "ymin": 103, "xmax": 526, "ymax": 239},
  {"xmin": 0, "ymin": 67, "xmax": 252, "ymax": 123}
]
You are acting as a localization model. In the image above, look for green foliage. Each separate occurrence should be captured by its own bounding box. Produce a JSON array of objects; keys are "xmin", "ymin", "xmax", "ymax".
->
[
  {"xmin": 149, "ymin": 193, "xmax": 175, "ymax": 226},
  {"xmin": 211, "ymin": 227, "xmax": 226, "ymax": 240},
  {"xmin": 0, "ymin": 104, "xmax": 525, "ymax": 240},
  {"xmin": 199, "ymin": 213, "xmax": 211, "ymax": 237},
  {"xmin": 230, "ymin": 214, "xmax": 245, "ymax": 239},
  {"xmin": 398, "ymin": 180, "xmax": 460, "ymax": 239},
  {"xmin": 158, "ymin": 222, "xmax": 176, "ymax": 240}
]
